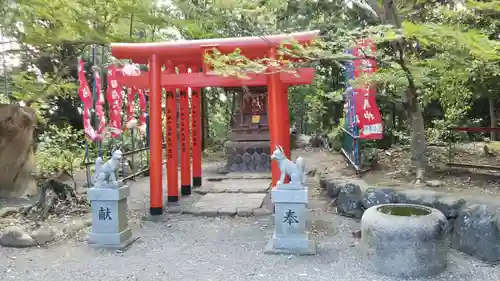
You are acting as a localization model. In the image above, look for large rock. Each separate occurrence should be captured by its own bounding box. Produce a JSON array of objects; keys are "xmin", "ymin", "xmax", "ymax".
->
[
  {"xmin": 395, "ymin": 189, "xmax": 437, "ymax": 207},
  {"xmin": 31, "ymin": 225, "xmax": 56, "ymax": 245},
  {"xmin": 0, "ymin": 226, "xmax": 36, "ymax": 247},
  {"xmin": 451, "ymin": 204, "xmax": 500, "ymax": 263},
  {"xmin": 362, "ymin": 188, "xmax": 396, "ymax": 209},
  {"xmin": 433, "ymin": 196, "xmax": 466, "ymax": 219},
  {"xmin": 318, "ymin": 176, "xmax": 344, "ymax": 198},
  {"xmin": 0, "ymin": 206, "xmax": 18, "ymax": 218},
  {"xmin": 0, "ymin": 104, "xmax": 37, "ymax": 198},
  {"xmin": 396, "ymin": 189, "xmax": 466, "ymax": 219},
  {"xmin": 337, "ymin": 183, "xmax": 364, "ymax": 218}
]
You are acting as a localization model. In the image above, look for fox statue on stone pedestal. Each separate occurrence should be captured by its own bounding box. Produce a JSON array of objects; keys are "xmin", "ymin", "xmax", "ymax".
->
[{"xmin": 270, "ymin": 145, "xmax": 306, "ymax": 187}]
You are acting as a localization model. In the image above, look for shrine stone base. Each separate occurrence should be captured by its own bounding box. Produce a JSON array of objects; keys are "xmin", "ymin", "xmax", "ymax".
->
[
  {"xmin": 264, "ymin": 183, "xmax": 317, "ymax": 255},
  {"xmin": 224, "ymin": 141, "xmax": 271, "ymax": 173},
  {"xmin": 87, "ymin": 185, "xmax": 134, "ymax": 249}
]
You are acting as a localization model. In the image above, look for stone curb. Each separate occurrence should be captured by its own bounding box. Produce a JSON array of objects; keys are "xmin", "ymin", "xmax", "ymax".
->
[
  {"xmin": 161, "ymin": 207, "xmax": 273, "ymax": 218},
  {"xmin": 318, "ymin": 174, "xmax": 500, "ymax": 264},
  {"xmin": 205, "ymin": 176, "xmax": 272, "ymax": 181},
  {"xmin": 193, "ymin": 188, "xmax": 270, "ymax": 195},
  {"xmin": 156, "ymin": 206, "xmax": 273, "ymax": 218}
]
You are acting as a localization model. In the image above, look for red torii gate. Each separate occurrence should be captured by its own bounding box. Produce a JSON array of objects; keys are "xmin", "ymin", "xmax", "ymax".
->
[{"xmin": 111, "ymin": 30, "xmax": 318, "ymax": 216}]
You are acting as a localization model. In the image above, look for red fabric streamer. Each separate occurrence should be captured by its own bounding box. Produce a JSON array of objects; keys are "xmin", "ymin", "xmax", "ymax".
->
[
  {"xmin": 77, "ymin": 59, "xmax": 99, "ymax": 141},
  {"xmin": 120, "ymin": 64, "xmax": 147, "ymax": 135},
  {"xmin": 106, "ymin": 65, "xmax": 123, "ymax": 138},
  {"xmin": 126, "ymin": 87, "xmax": 138, "ymax": 129},
  {"xmin": 137, "ymin": 89, "xmax": 147, "ymax": 134},
  {"xmin": 94, "ymin": 69, "xmax": 106, "ymax": 136}
]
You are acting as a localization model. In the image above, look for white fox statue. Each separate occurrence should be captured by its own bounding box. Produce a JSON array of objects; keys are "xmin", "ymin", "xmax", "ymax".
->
[
  {"xmin": 93, "ymin": 150, "xmax": 123, "ymax": 186},
  {"xmin": 270, "ymin": 145, "xmax": 306, "ymax": 187}
]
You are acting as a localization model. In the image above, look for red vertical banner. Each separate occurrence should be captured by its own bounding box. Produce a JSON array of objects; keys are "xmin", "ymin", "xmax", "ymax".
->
[
  {"xmin": 121, "ymin": 64, "xmax": 144, "ymax": 132},
  {"xmin": 106, "ymin": 65, "xmax": 123, "ymax": 137},
  {"xmin": 78, "ymin": 59, "xmax": 98, "ymax": 140},
  {"xmin": 166, "ymin": 84, "xmax": 179, "ymax": 202},
  {"xmin": 179, "ymin": 66, "xmax": 191, "ymax": 195},
  {"xmin": 355, "ymin": 88, "xmax": 383, "ymax": 139},
  {"xmin": 126, "ymin": 87, "xmax": 138, "ymax": 128},
  {"xmin": 137, "ymin": 89, "xmax": 147, "ymax": 134},
  {"xmin": 93, "ymin": 69, "xmax": 106, "ymax": 137},
  {"xmin": 352, "ymin": 40, "xmax": 383, "ymax": 140},
  {"xmin": 191, "ymin": 86, "xmax": 202, "ymax": 187}
]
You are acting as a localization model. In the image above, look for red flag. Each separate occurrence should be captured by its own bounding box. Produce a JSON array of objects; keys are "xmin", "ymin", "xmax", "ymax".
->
[
  {"xmin": 137, "ymin": 89, "xmax": 147, "ymax": 134},
  {"xmin": 77, "ymin": 59, "xmax": 99, "ymax": 141},
  {"xmin": 120, "ymin": 64, "xmax": 147, "ymax": 134},
  {"xmin": 106, "ymin": 65, "xmax": 123, "ymax": 138},
  {"xmin": 355, "ymin": 88, "xmax": 383, "ymax": 139},
  {"xmin": 94, "ymin": 69, "xmax": 106, "ymax": 136},
  {"xmin": 125, "ymin": 87, "xmax": 138, "ymax": 129},
  {"xmin": 352, "ymin": 40, "xmax": 383, "ymax": 140}
]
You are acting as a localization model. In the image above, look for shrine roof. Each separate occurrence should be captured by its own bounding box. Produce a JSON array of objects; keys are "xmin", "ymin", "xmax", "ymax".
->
[{"xmin": 111, "ymin": 30, "xmax": 319, "ymax": 66}]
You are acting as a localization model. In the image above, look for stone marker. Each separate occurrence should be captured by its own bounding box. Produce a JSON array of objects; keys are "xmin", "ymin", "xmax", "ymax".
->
[
  {"xmin": 264, "ymin": 145, "xmax": 316, "ymax": 255},
  {"xmin": 88, "ymin": 150, "xmax": 134, "ymax": 249}
]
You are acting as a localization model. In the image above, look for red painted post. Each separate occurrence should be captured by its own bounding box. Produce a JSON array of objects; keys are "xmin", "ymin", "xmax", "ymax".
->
[
  {"xmin": 267, "ymin": 48, "xmax": 283, "ymax": 187},
  {"xmin": 165, "ymin": 63, "xmax": 179, "ymax": 202},
  {"xmin": 148, "ymin": 54, "xmax": 163, "ymax": 215},
  {"xmin": 179, "ymin": 65, "xmax": 191, "ymax": 195},
  {"xmin": 281, "ymin": 87, "xmax": 291, "ymax": 183},
  {"xmin": 191, "ymin": 66, "xmax": 202, "ymax": 187}
]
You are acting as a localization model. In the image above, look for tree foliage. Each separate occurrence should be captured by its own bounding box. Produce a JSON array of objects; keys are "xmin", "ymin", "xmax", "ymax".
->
[{"xmin": 1, "ymin": 0, "xmax": 500, "ymax": 180}]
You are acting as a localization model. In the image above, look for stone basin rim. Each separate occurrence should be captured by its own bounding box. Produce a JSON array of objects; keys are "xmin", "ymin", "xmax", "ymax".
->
[{"xmin": 376, "ymin": 203, "xmax": 433, "ymax": 217}]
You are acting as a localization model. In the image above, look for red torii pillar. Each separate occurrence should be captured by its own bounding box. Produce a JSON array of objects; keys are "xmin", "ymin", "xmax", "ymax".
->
[
  {"xmin": 165, "ymin": 63, "xmax": 179, "ymax": 203},
  {"xmin": 190, "ymin": 67, "xmax": 203, "ymax": 188},
  {"xmin": 179, "ymin": 65, "xmax": 192, "ymax": 195},
  {"xmin": 148, "ymin": 54, "xmax": 163, "ymax": 215},
  {"xmin": 267, "ymin": 48, "xmax": 292, "ymax": 186}
]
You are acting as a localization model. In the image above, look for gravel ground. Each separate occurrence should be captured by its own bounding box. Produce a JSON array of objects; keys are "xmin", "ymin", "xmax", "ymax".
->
[
  {"xmin": 1, "ymin": 212, "xmax": 499, "ymax": 281},
  {"xmin": 1, "ymin": 154, "xmax": 499, "ymax": 281}
]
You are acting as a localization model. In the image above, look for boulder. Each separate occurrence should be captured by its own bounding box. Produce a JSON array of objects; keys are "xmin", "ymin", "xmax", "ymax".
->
[
  {"xmin": 433, "ymin": 196, "xmax": 466, "ymax": 219},
  {"xmin": 31, "ymin": 225, "xmax": 56, "ymax": 245},
  {"xmin": 451, "ymin": 204, "xmax": 500, "ymax": 263},
  {"xmin": 0, "ymin": 104, "xmax": 37, "ymax": 198},
  {"xmin": 395, "ymin": 188, "xmax": 437, "ymax": 207},
  {"xmin": 318, "ymin": 176, "xmax": 344, "ymax": 198},
  {"xmin": 336, "ymin": 183, "xmax": 364, "ymax": 218},
  {"xmin": 0, "ymin": 206, "xmax": 19, "ymax": 218},
  {"xmin": 362, "ymin": 188, "xmax": 396, "ymax": 209},
  {"xmin": 396, "ymin": 189, "xmax": 466, "ymax": 219},
  {"xmin": 0, "ymin": 225, "xmax": 36, "ymax": 247}
]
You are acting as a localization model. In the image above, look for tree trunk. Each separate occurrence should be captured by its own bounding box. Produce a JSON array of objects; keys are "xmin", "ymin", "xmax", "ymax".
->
[
  {"xmin": 489, "ymin": 96, "xmax": 497, "ymax": 141},
  {"xmin": 409, "ymin": 102, "xmax": 427, "ymax": 181},
  {"xmin": 406, "ymin": 87, "xmax": 427, "ymax": 182}
]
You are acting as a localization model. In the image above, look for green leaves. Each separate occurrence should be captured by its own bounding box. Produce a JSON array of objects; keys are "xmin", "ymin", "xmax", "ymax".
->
[{"xmin": 36, "ymin": 124, "xmax": 85, "ymax": 177}]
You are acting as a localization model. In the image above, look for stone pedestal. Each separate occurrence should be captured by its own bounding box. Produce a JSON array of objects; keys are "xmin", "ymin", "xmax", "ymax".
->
[
  {"xmin": 264, "ymin": 183, "xmax": 316, "ymax": 255},
  {"xmin": 87, "ymin": 185, "xmax": 133, "ymax": 248},
  {"xmin": 224, "ymin": 141, "xmax": 271, "ymax": 172}
]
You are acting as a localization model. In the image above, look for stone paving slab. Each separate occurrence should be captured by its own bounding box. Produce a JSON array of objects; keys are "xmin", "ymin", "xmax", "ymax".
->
[
  {"xmin": 205, "ymin": 172, "xmax": 272, "ymax": 181},
  {"xmin": 195, "ymin": 179, "xmax": 271, "ymax": 194},
  {"xmin": 188, "ymin": 193, "xmax": 268, "ymax": 217}
]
